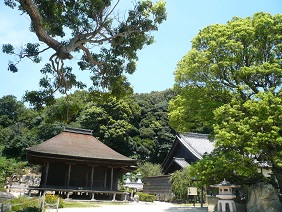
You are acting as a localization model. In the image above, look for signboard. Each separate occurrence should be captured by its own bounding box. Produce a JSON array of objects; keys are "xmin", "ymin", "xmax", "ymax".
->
[{"xmin": 187, "ymin": 187, "xmax": 197, "ymax": 196}]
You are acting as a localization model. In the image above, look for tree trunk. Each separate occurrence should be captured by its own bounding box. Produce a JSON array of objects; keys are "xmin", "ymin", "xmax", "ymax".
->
[{"xmin": 19, "ymin": 0, "xmax": 73, "ymax": 60}]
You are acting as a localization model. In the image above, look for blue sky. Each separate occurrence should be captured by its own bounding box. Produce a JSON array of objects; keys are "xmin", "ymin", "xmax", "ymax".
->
[{"xmin": 1, "ymin": 0, "xmax": 282, "ymax": 100}]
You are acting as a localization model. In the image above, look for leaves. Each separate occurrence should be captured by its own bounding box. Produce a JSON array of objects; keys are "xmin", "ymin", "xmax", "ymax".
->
[
  {"xmin": 3, "ymin": 0, "xmax": 167, "ymax": 103},
  {"xmin": 170, "ymin": 166, "xmax": 193, "ymax": 200},
  {"xmin": 136, "ymin": 162, "xmax": 162, "ymax": 178},
  {"xmin": 169, "ymin": 12, "xmax": 282, "ymax": 188}
]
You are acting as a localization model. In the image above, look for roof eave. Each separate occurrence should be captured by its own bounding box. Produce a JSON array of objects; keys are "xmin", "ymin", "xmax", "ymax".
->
[{"xmin": 26, "ymin": 150, "xmax": 137, "ymax": 166}]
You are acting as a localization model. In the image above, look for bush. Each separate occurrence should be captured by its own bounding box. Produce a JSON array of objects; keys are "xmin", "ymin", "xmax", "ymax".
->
[
  {"xmin": 136, "ymin": 192, "xmax": 156, "ymax": 202},
  {"xmin": 18, "ymin": 207, "xmax": 40, "ymax": 212},
  {"xmin": 44, "ymin": 194, "xmax": 64, "ymax": 208},
  {"xmin": 7, "ymin": 196, "xmax": 40, "ymax": 212},
  {"xmin": 170, "ymin": 166, "xmax": 193, "ymax": 201}
]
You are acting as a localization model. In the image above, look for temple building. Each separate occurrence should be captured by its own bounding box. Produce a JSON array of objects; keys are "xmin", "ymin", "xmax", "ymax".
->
[
  {"xmin": 162, "ymin": 133, "xmax": 215, "ymax": 174},
  {"xmin": 143, "ymin": 133, "xmax": 214, "ymax": 201},
  {"xmin": 26, "ymin": 127, "xmax": 137, "ymax": 200}
]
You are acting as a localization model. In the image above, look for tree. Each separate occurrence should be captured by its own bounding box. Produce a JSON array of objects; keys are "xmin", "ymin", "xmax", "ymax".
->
[
  {"xmin": 3, "ymin": 0, "xmax": 166, "ymax": 107},
  {"xmin": 79, "ymin": 96, "xmax": 140, "ymax": 156},
  {"xmin": 136, "ymin": 162, "xmax": 162, "ymax": 178},
  {"xmin": 43, "ymin": 90, "xmax": 91, "ymax": 124},
  {"xmin": 133, "ymin": 90, "xmax": 176, "ymax": 163},
  {"xmin": 169, "ymin": 12, "xmax": 282, "ymax": 188},
  {"xmin": 213, "ymin": 92, "xmax": 282, "ymax": 190},
  {"xmin": 0, "ymin": 156, "xmax": 26, "ymax": 186},
  {"xmin": 189, "ymin": 148, "xmax": 260, "ymax": 188},
  {"xmin": 170, "ymin": 166, "xmax": 193, "ymax": 201},
  {"xmin": 169, "ymin": 12, "xmax": 282, "ymax": 133},
  {"xmin": 0, "ymin": 95, "xmax": 29, "ymax": 128}
]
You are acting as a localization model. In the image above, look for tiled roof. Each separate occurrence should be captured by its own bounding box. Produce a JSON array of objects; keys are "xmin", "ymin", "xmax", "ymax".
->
[
  {"xmin": 173, "ymin": 157, "xmax": 190, "ymax": 168},
  {"xmin": 178, "ymin": 133, "xmax": 215, "ymax": 159},
  {"xmin": 26, "ymin": 130, "xmax": 135, "ymax": 162}
]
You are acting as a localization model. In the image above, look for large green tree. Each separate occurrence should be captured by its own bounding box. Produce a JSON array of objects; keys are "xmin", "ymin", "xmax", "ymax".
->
[
  {"xmin": 133, "ymin": 90, "xmax": 176, "ymax": 163},
  {"xmin": 0, "ymin": 95, "xmax": 63, "ymax": 159},
  {"xmin": 170, "ymin": 12, "xmax": 282, "ymax": 133},
  {"xmin": 169, "ymin": 12, "xmax": 282, "ymax": 188},
  {"xmin": 79, "ymin": 96, "xmax": 140, "ymax": 156},
  {"xmin": 3, "ymin": 0, "xmax": 166, "ymax": 108},
  {"xmin": 214, "ymin": 92, "xmax": 282, "ymax": 190}
]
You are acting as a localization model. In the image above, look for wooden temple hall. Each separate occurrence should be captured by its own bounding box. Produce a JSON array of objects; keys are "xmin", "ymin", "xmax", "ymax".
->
[{"xmin": 26, "ymin": 127, "xmax": 137, "ymax": 200}]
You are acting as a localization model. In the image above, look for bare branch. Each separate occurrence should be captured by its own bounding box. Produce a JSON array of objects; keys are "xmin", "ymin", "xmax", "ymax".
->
[{"xmin": 78, "ymin": 44, "xmax": 106, "ymax": 73}]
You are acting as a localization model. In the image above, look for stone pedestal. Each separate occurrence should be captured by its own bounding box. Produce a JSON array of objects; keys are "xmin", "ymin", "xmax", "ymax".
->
[
  {"xmin": 218, "ymin": 199, "xmax": 236, "ymax": 212},
  {"xmin": 206, "ymin": 195, "xmax": 218, "ymax": 212}
]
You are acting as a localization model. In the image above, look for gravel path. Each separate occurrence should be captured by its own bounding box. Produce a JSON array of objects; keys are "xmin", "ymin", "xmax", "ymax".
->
[{"xmin": 48, "ymin": 201, "xmax": 208, "ymax": 212}]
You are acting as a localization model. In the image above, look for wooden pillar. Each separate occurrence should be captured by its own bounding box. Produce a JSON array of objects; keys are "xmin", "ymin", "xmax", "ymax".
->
[
  {"xmin": 110, "ymin": 167, "xmax": 114, "ymax": 191},
  {"xmin": 104, "ymin": 169, "xmax": 107, "ymax": 188},
  {"xmin": 43, "ymin": 162, "xmax": 49, "ymax": 187},
  {"xmin": 85, "ymin": 172, "xmax": 88, "ymax": 187},
  {"xmin": 67, "ymin": 164, "xmax": 72, "ymax": 188},
  {"xmin": 91, "ymin": 166, "xmax": 94, "ymax": 189}
]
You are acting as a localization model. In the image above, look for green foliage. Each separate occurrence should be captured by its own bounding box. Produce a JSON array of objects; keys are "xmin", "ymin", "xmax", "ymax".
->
[
  {"xmin": 3, "ymin": 0, "xmax": 167, "ymax": 106},
  {"xmin": 190, "ymin": 149, "xmax": 260, "ymax": 188},
  {"xmin": 170, "ymin": 166, "xmax": 193, "ymax": 200},
  {"xmin": 213, "ymin": 91, "xmax": 282, "ymax": 188},
  {"xmin": 44, "ymin": 194, "xmax": 64, "ymax": 208},
  {"xmin": 0, "ymin": 95, "xmax": 30, "ymax": 128},
  {"xmin": 0, "ymin": 156, "xmax": 26, "ymax": 186},
  {"xmin": 7, "ymin": 196, "xmax": 40, "ymax": 212},
  {"xmin": 136, "ymin": 162, "xmax": 162, "ymax": 178},
  {"xmin": 43, "ymin": 91, "xmax": 90, "ymax": 124},
  {"xmin": 170, "ymin": 12, "xmax": 282, "ymax": 133},
  {"xmin": 78, "ymin": 90, "xmax": 175, "ymax": 161},
  {"xmin": 135, "ymin": 192, "xmax": 156, "ymax": 202},
  {"xmin": 0, "ymin": 89, "xmax": 175, "ymax": 165},
  {"xmin": 17, "ymin": 207, "xmax": 41, "ymax": 212},
  {"xmin": 169, "ymin": 12, "xmax": 282, "ymax": 188},
  {"xmin": 169, "ymin": 87, "xmax": 230, "ymax": 133},
  {"xmin": 132, "ymin": 90, "xmax": 176, "ymax": 163},
  {"xmin": 79, "ymin": 97, "xmax": 138, "ymax": 156}
]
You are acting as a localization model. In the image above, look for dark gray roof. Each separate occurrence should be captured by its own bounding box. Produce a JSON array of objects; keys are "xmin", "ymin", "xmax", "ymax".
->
[
  {"xmin": 178, "ymin": 133, "xmax": 215, "ymax": 159},
  {"xmin": 173, "ymin": 157, "xmax": 190, "ymax": 168},
  {"xmin": 162, "ymin": 132, "xmax": 215, "ymax": 174}
]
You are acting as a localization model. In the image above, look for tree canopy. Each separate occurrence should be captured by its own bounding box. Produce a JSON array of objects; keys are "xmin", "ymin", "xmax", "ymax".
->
[
  {"xmin": 170, "ymin": 12, "xmax": 282, "ymax": 133},
  {"xmin": 169, "ymin": 12, "xmax": 282, "ymax": 189},
  {"xmin": 0, "ymin": 89, "xmax": 175, "ymax": 165},
  {"xmin": 3, "ymin": 0, "xmax": 166, "ymax": 107}
]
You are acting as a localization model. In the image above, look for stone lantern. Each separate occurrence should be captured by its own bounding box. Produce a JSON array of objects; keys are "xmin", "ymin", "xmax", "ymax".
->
[{"xmin": 210, "ymin": 179, "xmax": 240, "ymax": 212}]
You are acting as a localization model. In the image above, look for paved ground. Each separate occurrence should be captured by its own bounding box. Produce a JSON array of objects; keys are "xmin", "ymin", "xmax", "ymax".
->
[{"xmin": 49, "ymin": 201, "xmax": 208, "ymax": 212}]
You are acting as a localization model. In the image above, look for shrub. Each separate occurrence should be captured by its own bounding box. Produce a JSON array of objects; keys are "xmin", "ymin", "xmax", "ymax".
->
[
  {"xmin": 7, "ymin": 196, "xmax": 40, "ymax": 212},
  {"xmin": 136, "ymin": 192, "xmax": 156, "ymax": 202},
  {"xmin": 18, "ymin": 207, "xmax": 40, "ymax": 212},
  {"xmin": 170, "ymin": 166, "xmax": 193, "ymax": 201},
  {"xmin": 44, "ymin": 194, "xmax": 64, "ymax": 208}
]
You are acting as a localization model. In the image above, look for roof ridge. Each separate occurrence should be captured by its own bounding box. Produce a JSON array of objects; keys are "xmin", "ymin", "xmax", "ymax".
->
[
  {"xmin": 181, "ymin": 132, "xmax": 209, "ymax": 139},
  {"xmin": 64, "ymin": 127, "xmax": 93, "ymax": 135}
]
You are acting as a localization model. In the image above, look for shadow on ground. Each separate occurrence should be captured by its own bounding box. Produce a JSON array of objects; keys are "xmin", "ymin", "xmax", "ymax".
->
[{"xmin": 164, "ymin": 207, "xmax": 208, "ymax": 212}]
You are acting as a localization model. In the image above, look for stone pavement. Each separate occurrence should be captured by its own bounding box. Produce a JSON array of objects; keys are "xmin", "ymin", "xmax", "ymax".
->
[{"xmin": 49, "ymin": 201, "xmax": 208, "ymax": 212}]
